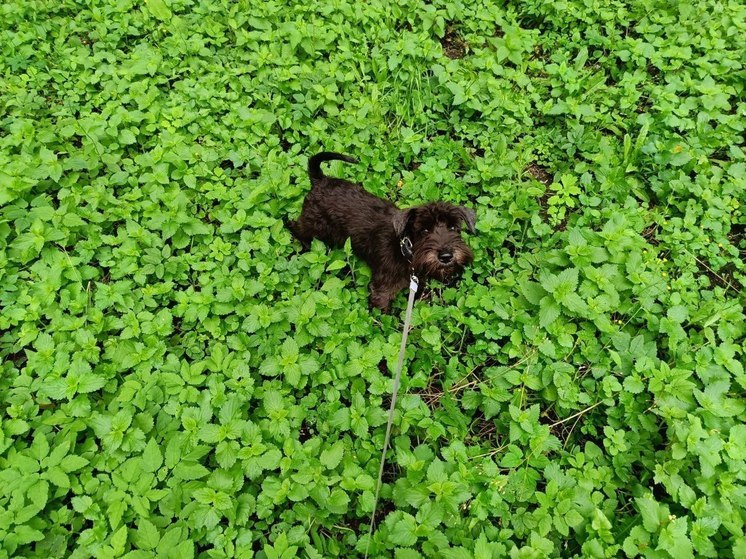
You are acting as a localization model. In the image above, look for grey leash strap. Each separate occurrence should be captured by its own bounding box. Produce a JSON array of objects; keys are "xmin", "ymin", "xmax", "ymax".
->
[{"xmin": 365, "ymin": 274, "xmax": 419, "ymax": 558}]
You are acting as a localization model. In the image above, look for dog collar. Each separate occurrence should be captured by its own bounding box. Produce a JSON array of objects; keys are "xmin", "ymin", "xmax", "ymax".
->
[{"xmin": 399, "ymin": 236, "xmax": 413, "ymax": 260}]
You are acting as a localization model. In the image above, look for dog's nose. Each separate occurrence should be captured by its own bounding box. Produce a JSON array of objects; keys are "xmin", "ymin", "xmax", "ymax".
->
[{"xmin": 438, "ymin": 250, "xmax": 453, "ymax": 264}]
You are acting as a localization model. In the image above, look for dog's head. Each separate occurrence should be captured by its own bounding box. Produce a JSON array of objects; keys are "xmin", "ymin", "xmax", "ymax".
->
[{"xmin": 392, "ymin": 202, "xmax": 476, "ymax": 283}]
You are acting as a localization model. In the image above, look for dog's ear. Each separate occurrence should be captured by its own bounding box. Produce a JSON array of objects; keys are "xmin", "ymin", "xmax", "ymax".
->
[
  {"xmin": 457, "ymin": 206, "xmax": 477, "ymax": 233},
  {"xmin": 392, "ymin": 209, "xmax": 414, "ymax": 237}
]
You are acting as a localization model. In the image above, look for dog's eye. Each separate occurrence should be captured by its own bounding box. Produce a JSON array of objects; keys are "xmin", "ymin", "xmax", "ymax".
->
[
  {"xmin": 449, "ymin": 226, "xmax": 459, "ymax": 232},
  {"xmin": 422, "ymin": 229, "xmax": 429, "ymax": 234}
]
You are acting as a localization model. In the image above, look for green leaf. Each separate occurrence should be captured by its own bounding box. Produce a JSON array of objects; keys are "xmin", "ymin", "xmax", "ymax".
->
[
  {"xmin": 123, "ymin": 551, "xmax": 155, "ymax": 559},
  {"xmin": 539, "ymin": 297, "xmax": 561, "ymax": 328},
  {"xmin": 72, "ymin": 495, "xmax": 93, "ymax": 513},
  {"xmin": 727, "ymin": 425, "xmax": 746, "ymax": 460},
  {"xmin": 198, "ymin": 424, "xmax": 223, "ymax": 443},
  {"xmin": 14, "ymin": 525, "xmax": 44, "ymax": 545},
  {"xmin": 395, "ymin": 548, "xmax": 424, "ymax": 559},
  {"xmin": 390, "ymin": 513, "xmax": 418, "ymax": 546},
  {"xmin": 326, "ymin": 260, "xmax": 346, "ymax": 271},
  {"xmin": 27, "ymin": 480, "xmax": 48, "ymax": 510},
  {"xmin": 440, "ymin": 547, "xmax": 474, "ymax": 559},
  {"xmin": 119, "ymin": 129, "xmax": 137, "ymax": 145},
  {"xmin": 520, "ymin": 280, "xmax": 547, "ymax": 305},
  {"xmin": 45, "ymin": 467, "xmax": 69, "ymax": 488},
  {"xmin": 541, "ymin": 268, "xmax": 579, "ymax": 296},
  {"xmin": 320, "ymin": 441, "xmax": 345, "ymax": 470},
  {"xmin": 636, "ymin": 496, "xmax": 662, "ymax": 532},
  {"xmin": 499, "ymin": 445, "xmax": 523, "ymax": 468},
  {"xmin": 327, "ymin": 489, "xmax": 349, "ymax": 514},
  {"xmin": 216, "ymin": 440, "xmax": 238, "ymax": 469},
  {"xmin": 173, "ymin": 461, "xmax": 209, "ymax": 480},
  {"xmin": 193, "ymin": 487, "xmax": 214, "ymax": 504},
  {"xmin": 78, "ymin": 373, "xmax": 107, "ymax": 393},
  {"xmin": 30, "ymin": 433, "xmax": 49, "ymax": 460},
  {"xmin": 667, "ymin": 305, "xmax": 689, "ymax": 323},
  {"xmin": 657, "ymin": 517, "xmax": 693, "ymax": 559},
  {"xmin": 623, "ymin": 375, "xmax": 645, "ymax": 394},
  {"xmin": 142, "ymin": 438, "xmax": 163, "ymax": 472},
  {"xmin": 135, "ymin": 518, "xmax": 160, "ymax": 551},
  {"xmin": 474, "ymin": 532, "xmax": 491, "ymax": 559},
  {"xmin": 421, "ymin": 326, "xmax": 441, "ymax": 349},
  {"xmin": 111, "ymin": 525, "xmax": 128, "ymax": 554},
  {"xmin": 44, "ymin": 379, "xmax": 68, "ymax": 400},
  {"xmin": 560, "ymin": 292, "xmax": 589, "ymax": 315},
  {"xmin": 145, "ymin": 0, "xmax": 172, "ymax": 21}
]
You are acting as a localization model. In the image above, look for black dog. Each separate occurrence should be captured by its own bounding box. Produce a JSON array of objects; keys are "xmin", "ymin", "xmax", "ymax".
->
[{"xmin": 287, "ymin": 152, "xmax": 476, "ymax": 312}]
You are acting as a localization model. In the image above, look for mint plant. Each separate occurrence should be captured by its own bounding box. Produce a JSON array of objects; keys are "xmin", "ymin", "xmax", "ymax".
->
[{"xmin": 1, "ymin": 0, "xmax": 744, "ymax": 557}]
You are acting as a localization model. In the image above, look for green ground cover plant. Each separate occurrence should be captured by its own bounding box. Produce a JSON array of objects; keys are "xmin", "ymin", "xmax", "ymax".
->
[{"xmin": 1, "ymin": 0, "xmax": 745, "ymax": 557}]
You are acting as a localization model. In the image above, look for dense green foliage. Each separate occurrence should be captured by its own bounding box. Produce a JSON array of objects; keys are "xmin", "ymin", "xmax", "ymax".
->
[{"xmin": 1, "ymin": 0, "xmax": 745, "ymax": 557}]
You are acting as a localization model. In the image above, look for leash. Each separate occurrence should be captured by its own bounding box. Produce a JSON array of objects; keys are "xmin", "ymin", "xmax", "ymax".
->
[{"xmin": 364, "ymin": 273, "xmax": 419, "ymax": 558}]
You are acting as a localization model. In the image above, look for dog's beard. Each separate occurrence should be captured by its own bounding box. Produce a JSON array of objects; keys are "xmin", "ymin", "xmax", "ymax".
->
[{"xmin": 412, "ymin": 243, "xmax": 473, "ymax": 283}]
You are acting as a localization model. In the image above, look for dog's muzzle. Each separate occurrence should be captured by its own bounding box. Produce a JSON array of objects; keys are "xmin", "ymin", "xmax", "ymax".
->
[{"xmin": 437, "ymin": 250, "xmax": 453, "ymax": 264}]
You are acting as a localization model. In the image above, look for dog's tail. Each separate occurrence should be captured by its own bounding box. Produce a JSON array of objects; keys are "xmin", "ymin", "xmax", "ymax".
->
[{"xmin": 308, "ymin": 152, "xmax": 358, "ymax": 183}]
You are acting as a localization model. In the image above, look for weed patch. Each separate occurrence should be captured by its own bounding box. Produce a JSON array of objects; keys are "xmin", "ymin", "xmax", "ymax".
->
[{"xmin": 1, "ymin": 0, "xmax": 745, "ymax": 558}]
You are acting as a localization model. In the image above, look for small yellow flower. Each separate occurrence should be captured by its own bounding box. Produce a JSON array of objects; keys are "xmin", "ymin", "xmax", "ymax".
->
[
  {"xmin": 396, "ymin": 180, "xmax": 403, "ymax": 188},
  {"xmin": 662, "ymin": 272, "xmax": 667, "ymax": 277}
]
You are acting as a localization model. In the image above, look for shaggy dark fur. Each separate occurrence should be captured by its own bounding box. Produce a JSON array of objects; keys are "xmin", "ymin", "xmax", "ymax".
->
[{"xmin": 287, "ymin": 152, "xmax": 476, "ymax": 312}]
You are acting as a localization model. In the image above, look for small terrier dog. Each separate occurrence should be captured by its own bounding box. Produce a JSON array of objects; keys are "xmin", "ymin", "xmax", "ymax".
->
[{"xmin": 287, "ymin": 152, "xmax": 476, "ymax": 312}]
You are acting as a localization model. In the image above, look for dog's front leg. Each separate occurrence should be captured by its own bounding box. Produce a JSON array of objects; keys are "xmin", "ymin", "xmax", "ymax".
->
[
  {"xmin": 414, "ymin": 280, "xmax": 429, "ymax": 301},
  {"xmin": 285, "ymin": 219, "xmax": 313, "ymax": 250},
  {"xmin": 369, "ymin": 275, "xmax": 407, "ymax": 313}
]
